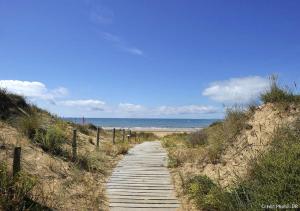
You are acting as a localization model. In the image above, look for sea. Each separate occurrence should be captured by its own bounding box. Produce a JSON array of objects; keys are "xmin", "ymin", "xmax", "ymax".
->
[{"xmin": 64, "ymin": 118, "xmax": 219, "ymax": 131}]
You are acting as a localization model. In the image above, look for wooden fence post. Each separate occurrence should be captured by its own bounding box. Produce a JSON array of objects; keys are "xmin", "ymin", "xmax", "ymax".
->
[
  {"xmin": 135, "ymin": 132, "xmax": 137, "ymax": 142},
  {"xmin": 13, "ymin": 147, "xmax": 21, "ymax": 177},
  {"xmin": 122, "ymin": 129, "xmax": 125, "ymax": 142},
  {"xmin": 113, "ymin": 128, "xmax": 116, "ymax": 144},
  {"xmin": 96, "ymin": 127, "xmax": 100, "ymax": 147},
  {"xmin": 72, "ymin": 129, "xmax": 77, "ymax": 161}
]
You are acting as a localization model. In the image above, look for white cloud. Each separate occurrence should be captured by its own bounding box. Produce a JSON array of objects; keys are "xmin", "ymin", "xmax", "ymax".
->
[
  {"xmin": 101, "ymin": 32, "xmax": 144, "ymax": 56},
  {"xmin": 60, "ymin": 99, "xmax": 106, "ymax": 111},
  {"xmin": 118, "ymin": 103, "xmax": 218, "ymax": 116},
  {"xmin": 0, "ymin": 80, "xmax": 68, "ymax": 101},
  {"xmin": 156, "ymin": 105, "xmax": 218, "ymax": 115},
  {"xmin": 118, "ymin": 103, "xmax": 145, "ymax": 113},
  {"xmin": 202, "ymin": 76, "xmax": 269, "ymax": 104}
]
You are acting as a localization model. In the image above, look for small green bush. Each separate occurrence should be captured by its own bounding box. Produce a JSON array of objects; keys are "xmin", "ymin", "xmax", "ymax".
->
[
  {"xmin": 34, "ymin": 125, "xmax": 66, "ymax": 155},
  {"xmin": 77, "ymin": 124, "xmax": 90, "ymax": 135},
  {"xmin": 188, "ymin": 130, "xmax": 208, "ymax": 147},
  {"xmin": 136, "ymin": 132, "xmax": 158, "ymax": 141},
  {"xmin": 167, "ymin": 152, "xmax": 181, "ymax": 168},
  {"xmin": 18, "ymin": 114, "xmax": 41, "ymax": 139},
  {"xmin": 87, "ymin": 123, "xmax": 97, "ymax": 131},
  {"xmin": 185, "ymin": 175, "xmax": 234, "ymax": 210},
  {"xmin": 0, "ymin": 162, "xmax": 36, "ymax": 210},
  {"xmin": 77, "ymin": 151, "xmax": 108, "ymax": 174},
  {"xmin": 116, "ymin": 142, "xmax": 130, "ymax": 155},
  {"xmin": 224, "ymin": 106, "xmax": 248, "ymax": 141},
  {"xmin": 208, "ymin": 121, "xmax": 223, "ymax": 128},
  {"xmin": 206, "ymin": 107, "xmax": 248, "ymax": 163},
  {"xmin": 162, "ymin": 133, "xmax": 190, "ymax": 148},
  {"xmin": 261, "ymin": 75, "xmax": 299, "ymax": 104}
]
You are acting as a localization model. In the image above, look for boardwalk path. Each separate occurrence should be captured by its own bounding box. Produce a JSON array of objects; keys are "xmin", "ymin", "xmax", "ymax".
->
[{"xmin": 106, "ymin": 141, "xmax": 180, "ymax": 211}]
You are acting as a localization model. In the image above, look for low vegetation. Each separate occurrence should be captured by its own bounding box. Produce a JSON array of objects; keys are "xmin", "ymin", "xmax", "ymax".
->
[
  {"xmin": 0, "ymin": 162, "xmax": 37, "ymax": 210},
  {"xmin": 77, "ymin": 151, "xmax": 108, "ymax": 174},
  {"xmin": 261, "ymin": 75, "xmax": 300, "ymax": 104},
  {"xmin": 163, "ymin": 106, "xmax": 249, "ymax": 166},
  {"xmin": 33, "ymin": 125, "xmax": 66, "ymax": 155},
  {"xmin": 0, "ymin": 89, "xmax": 149, "ymax": 210},
  {"xmin": 183, "ymin": 124, "xmax": 300, "ymax": 210},
  {"xmin": 0, "ymin": 89, "xmax": 30, "ymax": 121},
  {"xmin": 164, "ymin": 77, "xmax": 300, "ymax": 210}
]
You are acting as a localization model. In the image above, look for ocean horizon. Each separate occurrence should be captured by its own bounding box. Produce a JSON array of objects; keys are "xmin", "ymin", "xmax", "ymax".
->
[{"xmin": 64, "ymin": 118, "xmax": 219, "ymax": 130}]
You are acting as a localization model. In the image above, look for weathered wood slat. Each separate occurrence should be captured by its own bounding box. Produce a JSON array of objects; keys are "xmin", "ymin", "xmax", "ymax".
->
[
  {"xmin": 106, "ymin": 141, "xmax": 180, "ymax": 210},
  {"xmin": 109, "ymin": 199, "xmax": 179, "ymax": 204},
  {"xmin": 109, "ymin": 203, "xmax": 180, "ymax": 208}
]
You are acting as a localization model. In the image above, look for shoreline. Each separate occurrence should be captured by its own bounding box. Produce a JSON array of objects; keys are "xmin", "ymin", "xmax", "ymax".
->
[
  {"xmin": 102, "ymin": 126, "xmax": 201, "ymax": 132},
  {"xmin": 102, "ymin": 127, "xmax": 201, "ymax": 137}
]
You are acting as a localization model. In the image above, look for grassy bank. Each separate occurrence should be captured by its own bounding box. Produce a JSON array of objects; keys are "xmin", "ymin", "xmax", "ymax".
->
[
  {"xmin": 0, "ymin": 88, "xmax": 157, "ymax": 210},
  {"xmin": 162, "ymin": 77, "xmax": 300, "ymax": 210}
]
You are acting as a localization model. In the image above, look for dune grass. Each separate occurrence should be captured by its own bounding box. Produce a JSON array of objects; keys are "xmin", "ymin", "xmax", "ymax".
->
[
  {"xmin": 261, "ymin": 75, "xmax": 300, "ymax": 104},
  {"xmin": 180, "ymin": 123, "xmax": 300, "ymax": 211},
  {"xmin": 0, "ymin": 162, "xmax": 37, "ymax": 210}
]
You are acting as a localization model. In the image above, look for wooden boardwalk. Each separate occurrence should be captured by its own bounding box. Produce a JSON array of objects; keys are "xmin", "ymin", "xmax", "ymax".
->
[{"xmin": 106, "ymin": 141, "xmax": 180, "ymax": 211}]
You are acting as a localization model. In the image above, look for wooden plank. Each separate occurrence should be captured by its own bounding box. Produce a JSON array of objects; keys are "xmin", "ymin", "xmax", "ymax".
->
[
  {"xmin": 110, "ymin": 208, "xmax": 177, "ymax": 211},
  {"xmin": 110, "ymin": 203, "xmax": 180, "ymax": 208},
  {"xmin": 106, "ymin": 141, "xmax": 180, "ymax": 210},
  {"xmin": 107, "ymin": 183, "xmax": 173, "ymax": 187},
  {"xmin": 109, "ymin": 199, "xmax": 179, "ymax": 204},
  {"xmin": 108, "ymin": 195, "xmax": 178, "ymax": 200}
]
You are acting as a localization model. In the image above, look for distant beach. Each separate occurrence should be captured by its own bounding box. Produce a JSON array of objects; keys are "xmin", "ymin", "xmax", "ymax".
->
[{"xmin": 64, "ymin": 118, "xmax": 218, "ymax": 132}]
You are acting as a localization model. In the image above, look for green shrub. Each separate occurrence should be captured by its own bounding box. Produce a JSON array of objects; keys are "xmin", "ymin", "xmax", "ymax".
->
[
  {"xmin": 18, "ymin": 114, "xmax": 41, "ymax": 139},
  {"xmin": 77, "ymin": 124, "xmax": 90, "ymax": 135},
  {"xmin": 229, "ymin": 125, "xmax": 300, "ymax": 210},
  {"xmin": 87, "ymin": 123, "xmax": 97, "ymax": 131},
  {"xmin": 77, "ymin": 151, "xmax": 108, "ymax": 174},
  {"xmin": 188, "ymin": 125, "xmax": 300, "ymax": 210},
  {"xmin": 167, "ymin": 152, "xmax": 181, "ymax": 168},
  {"xmin": 116, "ymin": 142, "xmax": 130, "ymax": 155},
  {"xmin": 185, "ymin": 175, "xmax": 233, "ymax": 210},
  {"xmin": 206, "ymin": 107, "xmax": 248, "ymax": 163},
  {"xmin": 136, "ymin": 132, "xmax": 158, "ymax": 141},
  {"xmin": 162, "ymin": 133, "xmax": 190, "ymax": 148},
  {"xmin": 0, "ymin": 162, "xmax": 36, "ymax": 210},
  {"xmin": 34, "ymin": 125, "xmax": 66, "ymax": 155},
  {"xmin": 223, "ymin": 106, "xmax": 248, "ymax": 140},
  {"xmin": 188, "ymin": 130, "xmax": 208, "ymax": 147},
  {"xmin": 208, "ymin": 121, "xmax": 223, "ymax": 128},
  {"xmin": 261, "ymin": 75, "xmax": 299, "ymax": 104}
]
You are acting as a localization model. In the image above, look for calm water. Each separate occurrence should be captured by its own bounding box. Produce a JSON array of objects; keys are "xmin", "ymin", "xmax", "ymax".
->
[{"xmin": 64, "ymin": 118, "xmax": 218, "ymax": 129}]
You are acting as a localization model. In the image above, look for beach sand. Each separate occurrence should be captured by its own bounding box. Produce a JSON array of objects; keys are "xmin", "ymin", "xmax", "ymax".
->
[{"xmin": 103, "ymin": 127, "xmax": 200, "ymax": 137}]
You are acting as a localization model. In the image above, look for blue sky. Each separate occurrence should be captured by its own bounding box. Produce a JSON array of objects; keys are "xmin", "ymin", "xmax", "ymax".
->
[{"xmin": 0, "ymin": 0, "xmax": 300, "ymax": 118}]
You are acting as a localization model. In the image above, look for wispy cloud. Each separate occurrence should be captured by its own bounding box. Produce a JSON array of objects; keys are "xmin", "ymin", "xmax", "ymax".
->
[
  {"xmin": 121, "ymin": 47, "xmax": 144, "ymax": 56},
  {"xmin": 59, "ymin": 100, "xmax": 106, "ymax": 111},
  {"xmin": 101, "ymin": 32, "xmax": 144, "ymax": 56},
  {"xmin": 202, "ymin": 76, "xmax": 269, "ymax": 104},
  {"xmin": 118, "ymin": 103, "xmax": 145, "ymax": 113},
  {"xmin": 156, "ymin": 105, "xmax": 218, "ymax": 115},
  {"xmin": 117, "ymin": 102, "xmax": 218, "ymax": 116}
]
